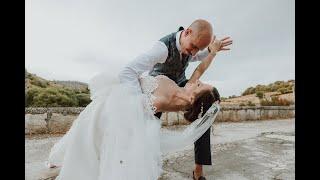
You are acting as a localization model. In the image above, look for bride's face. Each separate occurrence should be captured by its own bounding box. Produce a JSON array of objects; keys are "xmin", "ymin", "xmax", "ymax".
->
[{"xmin": 185, "ymin": 80, "xmax": 212, "ymax": 94}]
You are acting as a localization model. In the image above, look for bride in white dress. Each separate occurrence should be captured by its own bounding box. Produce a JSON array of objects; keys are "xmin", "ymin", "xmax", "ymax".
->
[{"xmin": 46, "ymin": 71, "xmax": 220, "ymax": 180}]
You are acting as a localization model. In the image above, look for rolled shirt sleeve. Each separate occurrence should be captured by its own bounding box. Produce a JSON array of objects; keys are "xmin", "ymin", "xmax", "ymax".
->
[{"xmin": 118, "ymin": 41, "xmax": 168, "ymax": 93}]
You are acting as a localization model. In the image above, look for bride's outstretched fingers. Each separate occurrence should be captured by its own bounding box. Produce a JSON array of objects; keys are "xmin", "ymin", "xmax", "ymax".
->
[
  {"xmin": 209, "ymin": 36, "xmax": 233, "ymax": 53},
  {"xmin": 221, "ymin": 36, "xmax": 230, "ymax": 41},
  {"xmin": 221, "ymin": 37, "xmax": 233, "ymax": 47},
  {"xmin": 220, "ymin": 47, "xmax": 231, "ymax": 51},
  {"xmin": 222, "ymin": 40, "xmax": 233, "ymax": 46}
]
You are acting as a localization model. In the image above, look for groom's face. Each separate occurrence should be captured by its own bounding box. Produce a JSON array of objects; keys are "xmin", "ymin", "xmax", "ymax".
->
[{"xmin": 181, "ymin": 29, "xmax": 212, "ymax": 56}]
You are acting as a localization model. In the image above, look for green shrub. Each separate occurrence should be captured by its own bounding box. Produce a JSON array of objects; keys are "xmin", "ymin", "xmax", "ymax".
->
[
  {"xmin": 247, "ymin": 101, "xmax": 255, "ymax": 106},
  {"xmin": 274, "ymin": 81, "xmax": 284, "ymax": 85},
  {"xmin": 220, "ymin": 97, "xmax": 227, "ymax": 101},
  {"xmin": 260, "ymin": 96, "xmax": 293, "ymax": 106},
  {"xmin": 76, "ymin": 93, "xmax": 92, "ymax": 107},
  {"xmin": 256, "ymin": 85, "xmax": 267, "ymax": 92},
  {"xmin": 256, "ymin": 91, "xmax": 264, "ymax": 99},
  {"xmin": 30, "ymin": 78, "xmax": 48, "ymax": 88},
  {"xmin": 277, "ymin": 87, "xmax": 292, "ymax": 94},
  {"xmin": 260, "ymin": 99, "xmax": 271, "ymax": 106},
  {"xmin": 31, "ymin": 87, "xmax": 78, "ymax": 107},
  {"xmin": 242, "ymin": 80, "xmax": 294, "ymax": 95},
  {"xmin": 242, "ymin": 87, "xmax": 255, "ymax": 96},
  {"xmin": 26, "ymin": 86, "xmax": 83, "ymax": 107},
  {"xmin": 26, "ymin": 86, "xmax": 42, "ymax": 107},
  {"xmin": 82, "ymin": 87, "xmax": 90, "ymax": 94}
]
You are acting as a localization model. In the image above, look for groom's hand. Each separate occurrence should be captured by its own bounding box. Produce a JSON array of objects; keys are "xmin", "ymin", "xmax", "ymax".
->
[{"xmin": 208, "ymin": 36, "xmax": 233, "ymax": 55}]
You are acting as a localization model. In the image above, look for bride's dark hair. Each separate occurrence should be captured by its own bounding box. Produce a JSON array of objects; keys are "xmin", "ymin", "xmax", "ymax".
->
[{"xmin": 184, "ymin": 87, "xmax": 220, "ymax": 122}]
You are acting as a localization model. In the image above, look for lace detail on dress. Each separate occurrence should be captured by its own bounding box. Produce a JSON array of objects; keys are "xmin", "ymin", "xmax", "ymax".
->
[{"xmin": 139, "ymin": 72, "xmax": 159, "ymax": 114}]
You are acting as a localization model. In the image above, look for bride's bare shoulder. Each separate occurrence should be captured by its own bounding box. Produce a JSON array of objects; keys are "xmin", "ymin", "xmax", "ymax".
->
[
  {"xmin": 155, "ymin": 75, "xmax": 177, "ymax": 86},
  {"xmin": 155, "ymin": 75, "xmax": 171, "ymax": 81}
]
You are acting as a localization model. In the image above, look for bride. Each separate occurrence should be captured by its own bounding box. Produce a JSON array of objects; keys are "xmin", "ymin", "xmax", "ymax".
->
[{"xmin": 46, "ymin": 71, "xmax": 220, "ymax": 180}]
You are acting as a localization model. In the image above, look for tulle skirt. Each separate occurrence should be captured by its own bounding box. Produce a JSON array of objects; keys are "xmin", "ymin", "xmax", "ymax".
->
[{"xmin": 47, "ymin": 73, "xmax": 220, "ymax": 180}]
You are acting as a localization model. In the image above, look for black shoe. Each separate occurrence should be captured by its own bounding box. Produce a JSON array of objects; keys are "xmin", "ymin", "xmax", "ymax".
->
[{"xmin": 192, "ymin": 171, "xmax": 206, "ymax": 180}]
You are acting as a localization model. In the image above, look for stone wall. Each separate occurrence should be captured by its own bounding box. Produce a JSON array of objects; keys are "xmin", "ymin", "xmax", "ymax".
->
[
  {"xmin": 25, "ymin": 107, "xmax": 84, "ymax": 134},
  {"xmin": 25, "ymin": 106, "xmax": 295, "ymax": 134}
]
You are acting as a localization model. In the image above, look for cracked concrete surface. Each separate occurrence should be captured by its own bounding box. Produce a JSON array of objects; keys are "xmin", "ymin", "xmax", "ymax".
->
[
  {"xmin": 160, "ymin": 131, "xmax": 294, "ymax": 180},
  {"xmin": 26, "ymin": 119, "xmax": 294, "ymax": 180}
]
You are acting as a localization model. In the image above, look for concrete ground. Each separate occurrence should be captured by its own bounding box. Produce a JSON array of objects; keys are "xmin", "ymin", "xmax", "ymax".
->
[{"xmin": 26, "ymin": 118, "xmax": 294, "ymax": 180}]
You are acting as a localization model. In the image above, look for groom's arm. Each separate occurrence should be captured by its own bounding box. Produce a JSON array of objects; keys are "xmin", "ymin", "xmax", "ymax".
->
[{"xmin": 118, "ymin": 41, "xmax": 168, "ymax": 93}]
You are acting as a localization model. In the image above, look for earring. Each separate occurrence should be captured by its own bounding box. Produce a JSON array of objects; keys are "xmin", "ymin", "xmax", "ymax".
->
[{"xmin": 198, "ymin": 102, "xmax": 204, "ymax": 119}]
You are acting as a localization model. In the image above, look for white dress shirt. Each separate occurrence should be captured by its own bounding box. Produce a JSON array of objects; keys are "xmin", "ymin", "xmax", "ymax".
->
[{"xmin": 118, "ymin": 30, "xmax": 210, "ymax": 93}]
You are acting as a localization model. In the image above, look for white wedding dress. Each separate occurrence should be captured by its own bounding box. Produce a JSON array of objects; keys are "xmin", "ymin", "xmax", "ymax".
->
[{"xmin": 47, "ymin": 71, "xmax": 220, "ymax": 180}]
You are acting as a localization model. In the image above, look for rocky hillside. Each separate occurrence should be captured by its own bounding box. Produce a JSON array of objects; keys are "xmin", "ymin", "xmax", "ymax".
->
[
  {"xmin": 25, "ymin": 69, "xmax": 91, "ymax": 107},
  {"xmin": 241, "ymin": 80, "xmax": 295, "ymax": 96},
  {"xmin": 221, "ymin": 80, "xmax": 295, "ymax": 106},
  {"xmin": 221, "ymin": 92, "xmax": 294, "ymax": 106},
  {"xmin": 51, "ymin": 81, "xmax": 88, "ymax": 91},
  {"xmin": 25, "ymin": 69, "xmax": 295, "ymax": 107},
  {"xmin": 25, "ymin": 69, "xmax": 88, "ymax": 91}
]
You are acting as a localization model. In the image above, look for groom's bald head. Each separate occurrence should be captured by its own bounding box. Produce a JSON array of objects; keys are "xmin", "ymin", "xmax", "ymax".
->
[
  {"xmin": 189, "ymin": 19, "xmax": 213, "ymax": 41},
  {"xmin": 180, "ymin": 19, "xmax": 214, "ymax": 56}
]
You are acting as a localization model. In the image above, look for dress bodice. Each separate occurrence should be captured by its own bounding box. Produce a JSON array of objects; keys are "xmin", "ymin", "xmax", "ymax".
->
[{"xmin": 139, "ymin": 71, "xmax": 171, "ymax": 114}]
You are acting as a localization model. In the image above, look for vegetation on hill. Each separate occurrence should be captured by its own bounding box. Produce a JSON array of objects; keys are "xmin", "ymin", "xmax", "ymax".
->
[
  {"xmin": 221, "ymin": 79, "xmax": 295, "ymax": 106},
  {"xmin": 241, "ymin": 80, "xmax": 294, "ymax": 96},
  {"xmin": 25, "ymin": 69, "xmax": 91, "ymax": 107},
  {"xmin": 25, "ymin": 68, "xmax": 295, "ymax": 107},
  {"xmin": 260, "ymin": 96, "xmax": 293, "ymax": 106},
  {"xmin": 52, "ymin": 80, "xmax": 88, "ymax": 91}
]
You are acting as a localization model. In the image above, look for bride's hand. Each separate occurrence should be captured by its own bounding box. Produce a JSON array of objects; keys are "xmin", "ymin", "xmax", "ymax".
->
[{"xmin": 208, "ymin": 36, "xmax": 233, "ymax": 54}]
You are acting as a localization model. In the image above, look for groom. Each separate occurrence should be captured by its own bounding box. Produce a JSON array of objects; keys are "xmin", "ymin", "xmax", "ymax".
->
[{"xmin": 119, "ymin": 19, "xmax": 232, "ymax": 179}]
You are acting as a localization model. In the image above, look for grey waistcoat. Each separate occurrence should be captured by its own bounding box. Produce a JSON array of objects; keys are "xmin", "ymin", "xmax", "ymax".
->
[{"xmin": 149, "ymin": 29, "xmax": 191, "ymax": 85}]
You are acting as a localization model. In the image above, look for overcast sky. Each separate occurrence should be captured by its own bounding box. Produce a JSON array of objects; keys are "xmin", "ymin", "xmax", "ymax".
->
[{"xmin": 25, "ymin": 0, "xmax": 294, "ymax": 97}]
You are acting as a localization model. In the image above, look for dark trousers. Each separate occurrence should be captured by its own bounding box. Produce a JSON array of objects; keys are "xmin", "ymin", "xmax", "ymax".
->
[{"xmin": 154, "ymin": 79, "xmax": 212, "ymax": 165}]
